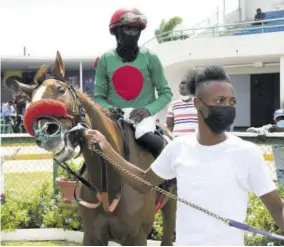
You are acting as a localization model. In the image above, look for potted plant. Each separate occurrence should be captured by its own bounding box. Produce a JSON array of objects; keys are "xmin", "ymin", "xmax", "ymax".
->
[{"xmin": 56, "ymin": 159, "xmax": 83, "ymax": 203}]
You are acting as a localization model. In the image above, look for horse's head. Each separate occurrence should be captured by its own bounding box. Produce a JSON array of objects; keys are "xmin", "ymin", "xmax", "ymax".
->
[{"xmin": 16, "ymin": 51, "xmax": 88, "ymax": 163}]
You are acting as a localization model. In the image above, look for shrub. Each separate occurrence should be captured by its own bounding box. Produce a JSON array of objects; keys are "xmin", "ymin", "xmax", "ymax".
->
[
  {"xmin": 244, "ymin": 186, "xmax": 284, "ymax": 246},
  {"xmin": 57, "ymin": 159, "xmax": 84, "ymax": 181},
  {"xmin": 1, "ymin": 191, "xmax": 30, "ymax": 231},
  {"xmin": 1, "ymin": 181, "xmax": 81, "ymax": 232}
]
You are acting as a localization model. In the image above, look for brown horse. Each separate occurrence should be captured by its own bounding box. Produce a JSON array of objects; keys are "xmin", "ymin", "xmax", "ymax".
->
[{"xmin": 17, "ymin": 51, "xmax": 177, "ymax": 246}]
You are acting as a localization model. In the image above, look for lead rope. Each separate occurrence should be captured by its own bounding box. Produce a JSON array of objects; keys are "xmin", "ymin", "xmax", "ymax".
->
[{"xmin": 92, "ymin": 145, "xmax": 284, "ymax": 241}]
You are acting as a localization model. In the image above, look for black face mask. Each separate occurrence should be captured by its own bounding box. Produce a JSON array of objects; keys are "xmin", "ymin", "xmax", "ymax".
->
[
  {"xmin": 199, "ymin": 99, "xmax": 236, "ymax": 134},
  {"xmin": 121, "ymin": 32, "xmax": 140, "ymax": 48},
  {"xmin": 114, "ymin": 27, "xmax": 141, "ymax": 62}
]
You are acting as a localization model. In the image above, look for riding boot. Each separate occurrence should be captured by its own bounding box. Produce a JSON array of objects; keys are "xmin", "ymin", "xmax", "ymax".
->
[{"xmin": 136, "ymin": 132, "xmax": 164, "ymax": 158}]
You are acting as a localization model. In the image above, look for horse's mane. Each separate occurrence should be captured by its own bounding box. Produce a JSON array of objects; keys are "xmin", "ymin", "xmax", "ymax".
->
[{"xmin": 76, "ymin": 89, "xmax": 111, "ymax": 118}]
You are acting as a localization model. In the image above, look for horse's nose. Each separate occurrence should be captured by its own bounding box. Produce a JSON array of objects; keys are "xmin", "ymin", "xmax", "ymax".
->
[
  {"xmin": 38, "ymin": 119, "xmax": 61, "ymax": 136},
  {"xmin": 43, "ymin": 122, "xmax": 61, "ymax": 136},
  {"xmin": 34, "ymin": 117, "xmax": 64, "ymax": 152}
]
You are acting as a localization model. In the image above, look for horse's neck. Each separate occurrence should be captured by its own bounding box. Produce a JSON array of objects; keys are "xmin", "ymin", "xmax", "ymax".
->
[
  {"xmin": 78, "ymin": 94, "xmax": 124, "ymax": 191},
  {"xmin": 78, "ymin": 94, "xmax": 123, "ymax": 153}
]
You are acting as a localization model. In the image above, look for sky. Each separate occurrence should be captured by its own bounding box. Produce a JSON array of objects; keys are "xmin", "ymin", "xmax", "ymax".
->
[{"xmin": 0, "ymin": 0, "xmax": 229, "ymax": 58}]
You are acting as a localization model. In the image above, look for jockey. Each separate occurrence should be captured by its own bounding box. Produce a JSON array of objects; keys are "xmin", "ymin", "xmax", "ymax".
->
[{"xmin": 94, "ymin": 8, "xmax": 173, "ymax": 157}]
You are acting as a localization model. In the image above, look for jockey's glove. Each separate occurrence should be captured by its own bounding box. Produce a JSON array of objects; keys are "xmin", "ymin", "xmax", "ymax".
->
[
  {"xmin": 109, "ymin": 107, "xmax": 125, "ymax": 120},
  {"xmin": 129, "ymin": 108, "xmax": 150, "ymax": 123}
]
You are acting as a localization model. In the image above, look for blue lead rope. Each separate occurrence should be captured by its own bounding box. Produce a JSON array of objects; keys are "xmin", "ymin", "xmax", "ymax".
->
[{"xmin": 229, "ymin": 219, "xmax": 284, "ymax": 241}]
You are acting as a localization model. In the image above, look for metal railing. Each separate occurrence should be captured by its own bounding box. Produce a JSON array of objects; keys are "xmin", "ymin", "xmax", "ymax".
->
[{"xmin": 142, "ymin": 17, "xmax": 284, "ymax": 47}]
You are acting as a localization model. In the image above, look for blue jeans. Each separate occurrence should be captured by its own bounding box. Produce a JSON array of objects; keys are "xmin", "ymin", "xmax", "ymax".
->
[{"xmin": 276, "ymin": 169, "xmax": 284, "ymax": 188}]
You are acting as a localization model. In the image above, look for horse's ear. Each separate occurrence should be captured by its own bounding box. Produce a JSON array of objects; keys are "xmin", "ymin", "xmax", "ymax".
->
[
  {"xmin": 51, "ymin": 51, "xmax": 65, "ymax": 78},
  {"xmin": 15, "ymin": 80, "xmax": 36, "ymax": 99},
  {"xmin": 34, "ymin": 65, "xmax": 47, "ymax": 84}
]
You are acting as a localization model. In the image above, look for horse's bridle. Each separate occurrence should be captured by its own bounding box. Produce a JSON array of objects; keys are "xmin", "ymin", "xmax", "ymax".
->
[
  {"xmin": 32, "ymin": 75, "xmax": 86, "ymax": 126},
  {"xmin": 36, "ymin": 76, "xmax": 125, "ymax": 213},
  {"xmin": 65, "ymin": 83, "xmax": 87, "ymax": 126}
]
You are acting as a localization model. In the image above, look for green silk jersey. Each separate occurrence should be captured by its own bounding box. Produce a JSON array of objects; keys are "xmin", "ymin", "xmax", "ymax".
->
[{"xmin": 94, "ymin": 47, "xmax": 173, "ymax": 116}]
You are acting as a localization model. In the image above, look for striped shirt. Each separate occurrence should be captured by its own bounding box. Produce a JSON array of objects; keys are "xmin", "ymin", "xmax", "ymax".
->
[{"xmin": 167, "ymin": 99, "xmax": 198, "ymax": 136}]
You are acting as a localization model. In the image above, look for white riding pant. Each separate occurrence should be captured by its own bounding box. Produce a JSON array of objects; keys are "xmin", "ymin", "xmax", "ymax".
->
[{"xmin": 122, "ymin": 108, "xmax": 156, "ymax": 139}]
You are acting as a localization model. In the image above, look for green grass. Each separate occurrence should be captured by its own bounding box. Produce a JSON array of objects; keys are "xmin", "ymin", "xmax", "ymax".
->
[
  {"xmin": 1, "ymin": 241, "xmax": 81, "ymax": 246},
  {"xmin": 4, "ymin": 172, "xmax": 53, "ymax": 197}
]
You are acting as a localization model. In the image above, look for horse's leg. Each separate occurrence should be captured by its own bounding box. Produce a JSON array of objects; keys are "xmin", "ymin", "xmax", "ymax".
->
[
  {"xmin": 121, "ymin": 227, "xmax": 148, "ymax": 246},
  {"xmin": 83, "ymin": 231, "xmax": 108, "ymax": 246},
  {"xmin": 79, "ymin": 206, "xmax": 109, "ymax": 246},
  {"xmin": 160, "ymin": 186, "xmax": 177, "ymax": 246}
]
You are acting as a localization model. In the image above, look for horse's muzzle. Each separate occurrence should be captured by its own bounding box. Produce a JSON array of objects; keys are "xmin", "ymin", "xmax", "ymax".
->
[
  {"xmin": 33, "ymin": 118, "xmax": 86, "ymax": 163},
  {"xmin": 33, "ymin": 117, "xmax": 65, "ymax": 152}
]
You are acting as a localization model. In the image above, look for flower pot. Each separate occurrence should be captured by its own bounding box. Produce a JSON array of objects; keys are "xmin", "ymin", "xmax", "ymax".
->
[{"xmin": 56, "ymin": 177, "xmax": 80, "ymax": 203}]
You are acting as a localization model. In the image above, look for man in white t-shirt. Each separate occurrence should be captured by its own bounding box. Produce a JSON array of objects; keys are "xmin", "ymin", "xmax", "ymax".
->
[
  {"xmin": 84, "ymin": 65, "xmax": 284, "ymax": 245},
  {"xmin": 166, "ymin": 81, "xmax": 198, "ymax": 136}
]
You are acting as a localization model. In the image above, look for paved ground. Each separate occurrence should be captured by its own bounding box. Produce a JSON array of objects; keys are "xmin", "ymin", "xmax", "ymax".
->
[{"xmin": 1, "ymin": 228, "xmax": 162, "ymax": 246}]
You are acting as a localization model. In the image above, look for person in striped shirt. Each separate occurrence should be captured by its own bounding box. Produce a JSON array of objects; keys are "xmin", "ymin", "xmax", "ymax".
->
[{"xmin": 166, "ymin": 81, "xmax": 198, "ymax": 136}]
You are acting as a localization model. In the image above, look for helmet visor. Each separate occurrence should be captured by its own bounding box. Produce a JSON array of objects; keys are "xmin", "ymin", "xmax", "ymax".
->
[
  {"xmin": 121, "ymin": 12, "xmax": 147, "ymax": 24},
  {"xmin": 111, "ymin": 12, "xmax": 147, "ymax": 27}
]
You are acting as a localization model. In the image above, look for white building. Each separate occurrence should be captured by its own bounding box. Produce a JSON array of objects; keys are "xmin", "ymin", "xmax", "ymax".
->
[
  {"xmin": 1, "ymin": 0, "xmax": 284, "ymax": 131},
  {"xmin": 146, "ymin": 0, "xmax": 284, "ymax": 130}
]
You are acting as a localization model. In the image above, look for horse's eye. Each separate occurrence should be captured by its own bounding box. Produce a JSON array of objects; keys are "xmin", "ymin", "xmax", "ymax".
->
[{"xmin": 57, "ymin": 87, "xmax": 66, "ymax": 94}]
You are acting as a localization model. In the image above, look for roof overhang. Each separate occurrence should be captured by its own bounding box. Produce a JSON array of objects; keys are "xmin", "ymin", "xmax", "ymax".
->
[{"xmin": 1, "ymin": 56, "xmax": 98, "ymax": 71}]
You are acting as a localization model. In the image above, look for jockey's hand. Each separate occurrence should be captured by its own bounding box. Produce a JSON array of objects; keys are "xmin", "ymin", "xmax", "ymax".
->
[
  {"xmin": 129, "ymin": 108, "xmax": 150, "ymax": 123},
  {"xmin": 83, "ymin": 129, "xmax": 111, "ymax": 151},
  {"xmin": 109, "ymin": 107, "xmax": 124, "ymax": 120}
]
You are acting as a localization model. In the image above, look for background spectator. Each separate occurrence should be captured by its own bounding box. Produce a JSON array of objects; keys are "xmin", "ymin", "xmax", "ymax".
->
[
  {"xmin": 1, "ymin": 100, "xmax": 15, "ymax": 122},
  {"xmin": 247, "ymin": 109, "xmax": 284, "ymax": 187},
  {"xmin": 254, "ymin": 8, "xmax": 266, "ymax": 25},
  {"xmin": 166, "ymin": 81, "xmax": 198, "ymax": 136}
]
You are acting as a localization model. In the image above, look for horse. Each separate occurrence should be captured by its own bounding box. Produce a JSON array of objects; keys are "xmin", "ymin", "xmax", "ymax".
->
[{"xmin": 16, "ymin": 51, "xmax": 177, "ymax": 246}]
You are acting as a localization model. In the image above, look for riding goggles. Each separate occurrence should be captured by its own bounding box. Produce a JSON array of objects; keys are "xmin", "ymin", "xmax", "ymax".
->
[{"xmin": 119, "ymin": 12, "xmax": 147, "ymax": 25}]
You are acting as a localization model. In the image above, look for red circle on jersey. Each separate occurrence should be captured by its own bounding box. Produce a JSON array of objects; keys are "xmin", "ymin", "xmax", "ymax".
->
[{"xmin": 112, "ymin": 65, "xmax": 144, "ymax": 100}]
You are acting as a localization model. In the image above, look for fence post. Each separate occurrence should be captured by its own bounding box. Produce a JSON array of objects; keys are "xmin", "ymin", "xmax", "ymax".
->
[{"xmin": 53, "ymin": 159, "xmax": 59, "ymax": 195}]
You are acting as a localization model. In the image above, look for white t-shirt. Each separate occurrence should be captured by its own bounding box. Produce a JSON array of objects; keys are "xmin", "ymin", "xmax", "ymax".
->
[{"xmin": 151, "ymin": 133, "xmax": 276, "ymax": 246}]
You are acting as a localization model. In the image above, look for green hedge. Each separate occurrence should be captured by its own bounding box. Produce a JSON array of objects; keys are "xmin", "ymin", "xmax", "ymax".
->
[
  {"xmin": 1, "ymin": 182, "xmax": 81, "ymax": 231},
  {"xmin": 1, "ymin": 182, "xmax": 284, "ymax": 246}
]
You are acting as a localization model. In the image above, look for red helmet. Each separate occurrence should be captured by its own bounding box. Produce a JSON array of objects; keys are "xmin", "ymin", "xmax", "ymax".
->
[{"xmin": 109, "ymin": 8, "xmax": 147, "ymax": 34}]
